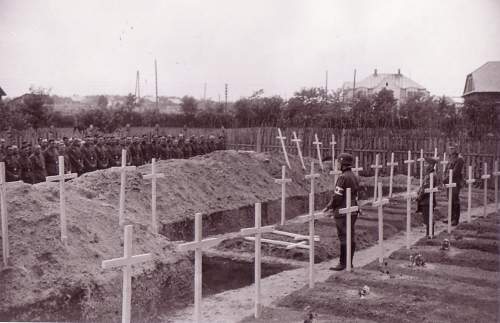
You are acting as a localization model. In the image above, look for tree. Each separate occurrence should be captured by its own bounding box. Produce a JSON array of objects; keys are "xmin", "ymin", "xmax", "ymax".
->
[
  {"xmin": 97, "ymin": 95, "xmax": 108, "ymax": 109},
  {"xmin": 373, "ymin": 88, "xmax": 396, "ymax": 127},
  {"xmin": 20, "ymin": 87, "xmax": 54, "ymax": 130},
  {"xmin": 180, "ymin": 96, "xmax": 198, "ymax": 124}
]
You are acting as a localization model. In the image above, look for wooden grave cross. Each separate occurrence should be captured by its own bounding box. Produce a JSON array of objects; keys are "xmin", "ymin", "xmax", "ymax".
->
[
  {"xmin": 101, "ymin": 225, "xmax": 152, "ymax": 323},
  {"xmin": 276, "ymin": 128, "xmax": 291, "ymax": 169},
  {"xmin": 417, "ymin": 149, "xmax": 425, "ymax": 187},
  {"xmin": 142, "ymin": 158, "xmax": 165, "ymax": 234},
  {"xmin": 444, "ymin": 169, "xmax": 457, "ymax": 234},
  {"xmin": 240, "ymin": 203, "xmax": 275, "ymax": 318},
  {"xmin": 372, "ymin": 182, "xmax": 389, "ymax": 264},
  {"xmin": 46, "ymin": 156, "xmax": 78, "ymax": 246},
  {"xmin": 465, "ymin": 165, "xmax": 475, "ymax": 223},
  {"xmin": 178, "ymin": 213, "xmax": 223, "ymax": 323},
  {"xmin": 433, "ymin": 148, "xmax": 439, "ymax": 172},
  {"xmin": 313, "ymin": 134, "xmax": 324, "ymax": 171},
  {"xmin": 0, "ymin": 162, "xmax": 22, "ymax": 266},
  {"xmin": 424, "ymin": 172, "xmax": 439, "ymax": 238},
  {"xmin": 111, "ymin": 149, "xmax": 136, "ymax": 226},
  {"xmin": 403, "ymin": 151, "xmax": 417, "ymax": 249},
  {"xmin": 441, "ymin": 152, "xmax": 449, "ymax": 174},
  {"xmin": 386, "ymin": 152, "xmax": 399, "ymax": 197},
  {"xmin": 339, "ymin": 188, "xmax": 359, "ymax": 272},
  {"xmin": 305, "ymin": 161, "xmax": 320, "ymax": 196},
  {"xmin": 493, "ymin": 161, "xmax": 499, "ymax": 212},
  {"xmin": 352, "ymin": 156, "xmax": 363, "ymax": 177},
  {"xmin": 481, "ymin": 162, "xmax": 490, "ymax": 217},
  {"xmin": 291, "ymin": 131, "xmax": 306, "ymax": 170},
  {"xmin": 274, "ymin": 165, "xmax": 292, "ymax": 225},
  {"xmin": 370, "ymin": 154, "xmax": 383, "ymax": 202},
  {"xmin": 330, "ymin": 134, "xmax": 336, "ymax": 170}
]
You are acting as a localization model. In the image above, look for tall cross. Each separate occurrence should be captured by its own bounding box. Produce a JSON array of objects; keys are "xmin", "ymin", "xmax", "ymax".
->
[
  {"xmin": 240, "ymin": 203, "xmax": 274, "ymax": 318},
  {"xmin": 112, "ymin": 149, "xmax": 136, "ymax": 226},
  {"xmin": 417, "ymin": 149, "xmax": 425, "ymax": 187},
  {"xmin": 372, "ymin": 183, "xmax": 389, "ymax": 264},
  {"xmin": 441, "ymin": 152, "xmax": 449, "ymax": 174},
  {"xmin": 481, "ymin": 162, "xmax": 490, "ymax": 217},
  {"xmin": 352, "ymin": 156, "xmax": 363, "ymax": 177},
  {"xmin": 305, "ymin": 161, "xmax": 320, "ymax": 196},
  {"xmin": 433, "ymin": 148, "xmax": 439, "ymax": 172},
  {"xmin": 330, "ymin": 134, "xmax": 336, "ymax": 169},
  {"xmin": 386, "ymin": 152, "xmax": 398, "ymax": 197},
  {"xmin": 493, "ymin": 160, "xmax": 499, "ymax": 212},
  {"xmin": 445, "ymin": 169, "xmax": 457, "ymax": 234},
  {"xmin": 404, "ymin": 151, "xmax": 416, "ymax": 249},
  {"xmin": 102, "ymin": 225, "xmax": 152, "ymax": 323},
  {"xmin": 339, "ymin": 188, "xmax": 358, "ymax": 272},
  {"xmin": 46, "ymin": 156, "xmax": 78, "ymax": 246},
  {"xmin": 329, "ymin": 159, "xmax": 342, "ymax": 188},
  {"xmin": 291, "ymin": 131, "xmax": 306, "ymax": 170},
  {"xmin": 276, "ymin": 128, "xmax": 291, "ymax": 169},
  {"xmin": 0, "ymin": 162, "xmax": 22, "ymax": 266},
  {"xmin": 178, "ymin": 213, "xmax": 223, "ymax": 323},
  {"xmin": 465, "ymin": 165, "xmax": 475, "ymax": 223},
  {"xmin": 274, "ymin": 165, "xmax": 292, "ymax": 225},
  {"xmin": 424, "ymin": 173, "xmax": 439, "ymax": 238},
  {"xmin": 371, "ymin": 154, "xmax": 383, "ymax": 202},
  {"xmin": 143, "ymin": 158, "xmax": 165, "ymax": 234},
  {"xmin": 313, "ymin": 134, "xmax": 324, "ymax": 171}
]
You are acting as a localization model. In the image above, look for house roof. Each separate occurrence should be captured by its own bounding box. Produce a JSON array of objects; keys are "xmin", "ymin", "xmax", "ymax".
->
[
  {"xmin": 0, "ymin": 87, "xmax": 6, "ymax": 96},
  {"xmin": 463, "ymin": 61, "xmax": 500, "ymax": 96},
  {"xmin": 343, "ymin": 72, "xmax": 426, "ymax": 90}
]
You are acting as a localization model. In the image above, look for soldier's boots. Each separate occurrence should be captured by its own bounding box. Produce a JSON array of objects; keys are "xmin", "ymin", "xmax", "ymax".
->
[{"xmin": 330, "ymin": 243, "xmax": 356, "ymax": 271}]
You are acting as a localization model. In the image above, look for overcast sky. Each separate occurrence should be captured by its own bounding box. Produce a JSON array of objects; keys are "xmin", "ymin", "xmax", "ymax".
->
[{"xmin": 1, "ymin": 0, "xmax": 499, "ymax": 100}]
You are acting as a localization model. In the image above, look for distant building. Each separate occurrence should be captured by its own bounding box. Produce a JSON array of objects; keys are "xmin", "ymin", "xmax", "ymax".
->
[
  {"xmin": 462, "ymin": 61, "xmax": 500, "ymax": 103},
  {"xmin": 342, "ymin": 69, "xmax": 429, "ymax": 104},
  {"xmin": 0, "ymin": 86, "xmax": 6, "ymax": 101}
]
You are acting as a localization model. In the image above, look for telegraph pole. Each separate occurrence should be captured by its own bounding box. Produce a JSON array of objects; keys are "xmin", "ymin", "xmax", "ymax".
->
[
  {"xmin": 135, "ymin": 70, "xmax": 141, "ymax": 102},
  {"xmin": 154, "ymin": 59, "xmax": 158, "ymax": 110},
  {"xmin": 325, "ymin": 70, "xmax": 328, "ymax": 98},
  {"xmin": 352, "ymin": 69, "xmax": 356, "ymax": 101},
  {"xmin": 224, "ymin": 83, "xmax": 228, "ymax": 112}
]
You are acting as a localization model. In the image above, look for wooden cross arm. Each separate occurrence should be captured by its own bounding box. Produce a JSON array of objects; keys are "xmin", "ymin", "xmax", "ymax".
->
[
  {"xmin": 370, "ymin": 164, "xmax": 383, "ymax": 169},
  {"xmin": 285, "ymin": 241, "xmax": 308, "ymax": 250},
  {"xmin": 245, "ymin": 237, "xmax": 310, "ymax": 249},
  {"xmin": 466, "ymin": 179, "xmax": 476, "ymax": 184},
  {"xmin": 298, "ymin": 211, "xmax": 324, "ymax": 221},
  {"xmin": 424, "ymin": 187, "xmax": 439, "ymax": 193},
  {"xmin": 481, "ymin": 174, "xmax": 491, "ymax": 180},
  {"xmin": 46, "ymin": 173, "xmax": 78, "ymax": 182},
  {"xmin": 352, "ymin": 167, "xmax": 363, "ymax": 172},
  {"xmin": 177, "ymin": 237, "xmax": 223, "ymax": 252},
  {"xmin": 403, "ymin": 191, "xmax": 418, "ymax": 198},
  {"xmin": 329, "ymin": 170, "xmax": 342, "ymax": 176},
  {"xmin": 274, "ymin": 178, "xmax": 292, "ymax": 184},
  {"xmin": 0, "ymin": 180, "xmax": 23, "ymax": 185},
  {"xmin": 111, "ymin": 166, "xmax": 136, "ymax": 172},
  {"xmin": 387, "ymin": 162, "xmax": 399, "ymax": 166},
  {"xmin": 372, "ymin": 198, "xmax": 390, "ymax": 207},
  {"xmin": 416, "ymin": 157, "xmax": 425, "ymax": 162},
  {"xmin": 102, "ymin": 253, "xmax": 152, "ymax": 269},
  {"xmin": 143, "ymin": 173, "xmax": 165, "ymax": 180},
  {"xmin": 445, "ymin": 183, "xmax": 457, "ymax": 188},
  {"xmin": 240, "ymin": 225, "xmax": 275, "ymax": 236},
  {"xmin": 291, "ymin": 138, "xmax": 301, "ymax": 143},
  {"xmin": 339, "ymin": 205, "xmax": 359, "ymax": 214},
  {"xmin": 404, "ymin": 159, "xmax": 415, "ymax": 164},
  {"xmin": 305, "ymin": 173, "xmax": 320, "ymax": 179},
  {"xmin": 276, "ymin": 135, "xmax": 286, "ymax": 139}
]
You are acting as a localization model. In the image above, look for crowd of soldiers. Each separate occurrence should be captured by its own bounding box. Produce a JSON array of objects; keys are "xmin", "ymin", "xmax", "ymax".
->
[{"xmin": 0, "ymin": 134, "xmax": 226, "ymax": 183}]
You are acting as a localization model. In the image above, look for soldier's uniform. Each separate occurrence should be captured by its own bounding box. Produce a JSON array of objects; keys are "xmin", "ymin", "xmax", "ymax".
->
[
  {"xmin": 417, "ymin": 158, "xmax": 439, "ymax": 238},
  {"xmin": 29, "ymin": 147, "xmax": 47, "ymax": 183},
  {"xmin": 5, "ymin": 147, "xmax": 22, "ymax": 182},
  {"xmin": 43, "ymin": 143, "xmax": 59, "ymax": 176},
  {"xmin": 81, "ymin": 142, "xmax": 98, "ymax": 173},
  {"xmin": 444, "ymin": 148, "xmax": 464, "ymax": 225},
  {"xmin": 95, "ymin": 140, "xmax": 110, "ymax": 169},
  {"xmin": 68, "ymin": 142, "xmax": 84, "ymax": 175},
  {"xmin": 19, "ymin": 146, "xmax": 33, "ymax": 184},
  {"xmin": 323, "ymin": 153, "xmax": 360, "ymax": 271}
]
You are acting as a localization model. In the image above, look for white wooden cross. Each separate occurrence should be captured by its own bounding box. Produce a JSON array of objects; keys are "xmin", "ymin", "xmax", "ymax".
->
[
  {"xmin": 372, "ymin": 182, "xmax": 389, "ymax": 264},
  {"xmin": 0, "ymin": 162, "xmax": 22, "ymax": 266},
  {"xmin": 403, "ymin": 151, "xmax": 416, "ymax": 249},
  {"xmin": 143, "ymin": 158, "xmax": 165, "ymax": 234},
  {"xmin": 371, "ymin": 154, "xmax": 383, "ymax": 202},
  {"xmin": 274, "ymin": 165, "xmax": 292, "ymax": 225},
  {"xmin": 298, "ymin": 193, "xmax": 323, "ymax": 288},
  {"xmin": 305, "ymin": 161, "xmax": 320, "ymax": 196},
  {"xmin": 433, "ymin": 147, "xmax": 439, "ymax": 172},
  {"xmin": 46, "ymin": 156, "xmax": 78, "ymax": 246},
  {"xmin": 313, "ymin": 134, "xmax": 324, "ymax": 171},
  {"xmin": 444, "ymin": 169, "xmax": 457, "ymax": 234},
  {"xmin": 493, "ymin": 160, "xmax": 499, "ymax": 212},
  {"xmin": 329, "ymin": 159, "xmax": 342, "ymax": 188},
  {"xmin": 465, "ymin": 165, "xmax": 475, "ymax": 223},
  {"xmin": 481, "ymin": 162, "xmax": 490, "ymax": 217},
  {"xmin": 112, "ymin": 149, "xmax": 136, "ymax": 226},
  {"xmin": 330, "ymin": 134, "xmax": 337, "ymax": 170},
  {"xmin": 441, "ymin": 152, "xmax": 449, "ymax": 174},
  {"xmin": 417, "ymin": 149, "xmax": 425, "ymax": 187},
  {"xmin": 276, "ymin": 128, "xmax": 291, "ymax": 169},
  {"xmin": 178, "ymin": 213, "xmax": 223, "ymax": 323},
  {"xmin": 102, "ymin": 225, "xmax": 152, "ymax": 323},
  {"xmin": 424, "ymin": 173, "xmax": 439, "ymax": 238},
  {"xmin": 291, "ymin": 131, "xmax": 306, "ymax": 170},
  {"xmin": 352, "ymin": 156, "xmax": 363, "ymax": 177},
  {"xmin": 240, "ymin": 203, "xmax": 275, "ymax": 318},
  {"xmin": 386, "ymin": 152, "xmax": 398, "ymax": 198},
  {"xmin": 339, "ymin": 188, "xmax": 358, "ymax": 272}
]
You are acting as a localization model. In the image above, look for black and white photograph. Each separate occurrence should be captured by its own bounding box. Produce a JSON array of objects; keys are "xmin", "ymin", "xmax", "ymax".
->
[{"xmin": 1, "ymin": 0, "xmax": 499, "ymax": 322}]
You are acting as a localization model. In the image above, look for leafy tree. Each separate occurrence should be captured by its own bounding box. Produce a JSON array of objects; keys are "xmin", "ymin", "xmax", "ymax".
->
[
  {"xmin": 20, "ymin": 87, "xmax": 54, "ymax": 130},
  {"xmin": 180, "ymin": 96, "xmax": 198, "ymax": 124},
  {"xmin": 97, "ymin": 95, "xmax": 108, "ymax": 109}
]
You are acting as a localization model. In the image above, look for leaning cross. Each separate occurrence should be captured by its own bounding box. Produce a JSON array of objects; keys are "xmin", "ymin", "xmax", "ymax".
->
[
  {"xmin": 481, "ymin": 162, "xmax": 490, "ymax": 217},
  {"xmin": 0, "ymin": 162, "xmax": 22, "ymax": 266},
  {"xmin": 441, "ymin": 152, "xmax": 449, "ymax": 174},
  {"xmin": 371, "ymin": 154, "xmax": 383, "ymax": 202},
  {"xmin": 465, "ymin": 165, "xmax": 475, "ymax": 223},
  {"xmin": 143, "ymin": 158, "xmax": 165, "ymax": 234},
  {"xmin": 305, "ymin": 161, "xmax": 320, "ymax": 196},
  {"xmin": 493, "ymin": 161, "xmax": 499, "ymax": 212},
  {"xmin": 274, "ymin": 165, "xmax": 292, "ymax": 225},
  {"xmin": 403, "ymin": 151, "xmax": 416, "ymax": 249},
  {"xmin": 417, "ymin": 149, "xmax": 425, "ymax": 187},
  {"xmin": 352, "ymin": 156, "xmax": 363, "ymax": 177},
  {"xmin": 240, "ymin": 203, "xmax": 274, "ymax": 318},
  {"xmin": 330, "ymin": 134, "xmax": 337, "ymax": 170},
  {"xmin": 102, "ymin": 225, "xmax": 152, "ymax": 323},
  {"xmin": 424, "ymin": 173, "xmax": 439, "ymax": 238},
  {"xmin": 339, "ymin": 188, "xmax": 358, "ymax": 272},
  {"xmin": 433, "ymin": 148, "xmax": 439, "ymax": 172},
  {"xmin": 386, "ymin": 152, "xmax": 398, "ymax": 197},
  {"xmin": 276, "ymin": 128, "xmax": 291, "ymax": 169},
  {"xmin": 291, "ymin": 131, "xmax": 306, "ymax": 170},
  {"xmin": 372, "ymin": 182, "xmax": 389, "ymax": 264},
  {"xmin": 46, "ymin": 156, "xmax": 78, "ymax": 246},
  {"xmin": 178, "ymin": 213, "xmax": 223, "ymax": 323},
  {"xmin": 313, "ymin": 134, "xmax": 324, "ymax": 171},
  {"xmin": 112, "ymin": 149, "xmax": 136, "ymax": 226},
  {"xmin": 444, "ymin": 169, "xmax": 457, "ymax": 234}
]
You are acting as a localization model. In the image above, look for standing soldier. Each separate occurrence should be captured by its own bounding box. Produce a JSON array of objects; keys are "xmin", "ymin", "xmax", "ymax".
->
[
  {"xmin": 322, "ymin": 153, "xmax": 361, "ymax": 271},
  {"xmin": 0, "ymin": 138, "xmax": 6, "ymax": 162},
  {"xmin": 30, "ymin": 145, "xmax": 47, "ymax": 183},
  {"xmin": 416, "ymin": 157, "xmax": 439, "ymax": 238},
  {"xmin": 82, "ymin": 139, "xmax": 98, "ymax": 173},
  {"xmin": 141, "ymin": 135, "xmax": 153, "ymax": 163},
  {"xmin": 44, "ymin": 139, "xmax": 59, "ymax": 176},
  {"xmin": 129, "ymin": 137, "xmax": 144, "ymax": 166},
  {"xmin": 5, "ymin": 146, "xmax": 22, "ymax": 182},
  {"xmin": 95, "ymin": 136, "xmax": 110, "ymax": 170},
  {"xmin": 19, "ymin": 143, "xmax": 33, "ymax": 184},
  {"xmin": 68, "ymin": 139, "xmax": 84, "ymax": 175},
  {"xmin": 443, "ymin": 145, "xmax": 464, "ymax": 226}
]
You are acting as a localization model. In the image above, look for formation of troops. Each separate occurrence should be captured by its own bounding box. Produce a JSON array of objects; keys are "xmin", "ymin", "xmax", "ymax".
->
[{"xmin": 0, "ymin": 133, "xmax": 226, "ymax": 183}]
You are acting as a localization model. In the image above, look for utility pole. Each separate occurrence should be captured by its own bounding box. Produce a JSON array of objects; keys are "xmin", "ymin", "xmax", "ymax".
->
[
  {"xmin": 325, "ymin": 70, "xmax": 328, "ymax": 99},
  {"xmin": 154, "ymin": 59, "xmax": 158, "ymax": 110},
  {"xmin": 352, "ymin": 69, "xmax": 356, "ymax": 102},
  {"xmin": 224, "ymin": 83, "xmax": 228, "ymax": 112},
  {"xmin": 135, "ymin": 70, "xmax": 141, "ymax": 103}
]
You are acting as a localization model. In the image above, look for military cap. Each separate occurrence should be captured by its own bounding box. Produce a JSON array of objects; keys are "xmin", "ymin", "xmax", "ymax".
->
[{"xmin": 338, "ymin": 153, "xmax": 354, "ymax": 167}]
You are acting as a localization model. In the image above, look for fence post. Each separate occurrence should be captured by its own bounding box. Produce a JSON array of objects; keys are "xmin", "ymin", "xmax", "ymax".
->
[
  {"xmin": 256, "ymin": 127, "xmax": 262, "ymax": 153},
  {"xmin": 340, "ymin": 129, "xmax": 346, "ymax": 154}
]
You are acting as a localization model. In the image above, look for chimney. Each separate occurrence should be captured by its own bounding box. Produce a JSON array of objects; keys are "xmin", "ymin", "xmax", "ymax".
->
[
  {"xmin": 374, "ymin": 69, "xmax": 378, "ymax": 76},
  {"xmin": 397, "ymin": 68, "xmax": 401, "ymax": 75}
]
